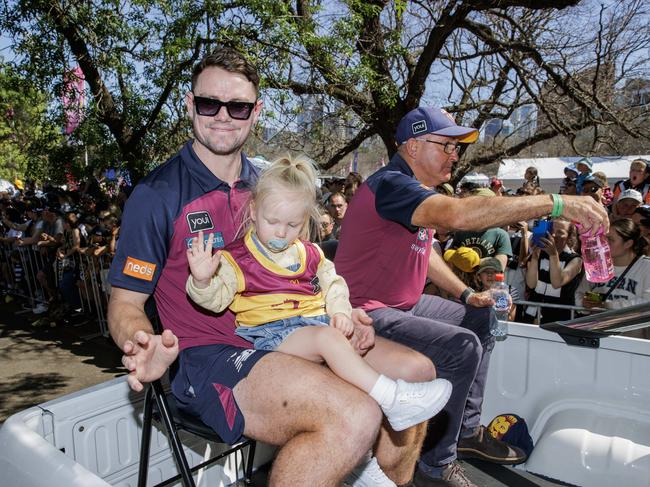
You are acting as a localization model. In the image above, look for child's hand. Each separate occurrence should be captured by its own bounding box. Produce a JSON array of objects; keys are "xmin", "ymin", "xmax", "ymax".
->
[
  {"xmin": 187, "ymin": 230, "xmax": 221, "ymax": 288},
  {"xmin": 331, "ymin": 313, "xmax": 354, "ymax": 338}
]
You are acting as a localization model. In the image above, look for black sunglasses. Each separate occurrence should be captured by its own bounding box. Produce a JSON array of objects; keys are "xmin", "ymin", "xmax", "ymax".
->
[
  {"xmin": 193, "ymin": 95, "xmax": 256, "ymax": 120},
  {"xmin": 582, "ymin": 185, "xmax": 601, "ymax": 194}
]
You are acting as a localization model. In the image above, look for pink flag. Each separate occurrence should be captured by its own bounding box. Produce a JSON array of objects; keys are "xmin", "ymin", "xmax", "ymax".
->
[{"xmin": 63, "ymin": 66, "xmax": 85, "ymax": 135}]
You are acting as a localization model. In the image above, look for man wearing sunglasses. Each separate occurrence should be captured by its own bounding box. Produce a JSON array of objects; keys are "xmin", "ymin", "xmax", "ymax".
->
[
  {"xmin": 335, "ymin": 106, "xmax": 610, "ymax": 486},
  {"xmin": 108, "ymin": 47, "xmax": 437, "ymax": 486}
]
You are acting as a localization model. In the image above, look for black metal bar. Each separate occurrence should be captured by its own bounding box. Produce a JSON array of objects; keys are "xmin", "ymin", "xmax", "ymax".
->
[
  {"xmin": 151, "ymin": 380, "xmax": 196, "ymax": 487},
  {"xmin": 137, "ymin": 386, "xmax": 154, "ymax": 487}
]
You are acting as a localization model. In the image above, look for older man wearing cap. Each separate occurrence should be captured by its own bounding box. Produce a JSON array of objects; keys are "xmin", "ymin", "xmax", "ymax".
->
[{"xmin": 335, "ymin": 106, "xmax": 609, "ymax": 487}]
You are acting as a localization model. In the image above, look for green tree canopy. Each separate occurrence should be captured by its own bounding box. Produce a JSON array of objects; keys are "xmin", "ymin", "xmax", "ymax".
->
[
  {"xmin": 0, "ymin": 63, "xmax": 62, "ymax": 182},
  {"xmin": 1, "ymin": 0, "xmax": 648, "ymax": 183}
]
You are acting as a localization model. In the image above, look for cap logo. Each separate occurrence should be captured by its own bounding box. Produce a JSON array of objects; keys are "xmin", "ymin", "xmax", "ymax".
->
[{"xmin": 412, "ymin": 120, "xmax": 427, "ymax": 135}]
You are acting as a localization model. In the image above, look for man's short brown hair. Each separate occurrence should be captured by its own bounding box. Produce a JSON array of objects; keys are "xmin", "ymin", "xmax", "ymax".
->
[{"xmin": 191, "ymin": 47, "xmax": 260, "ymax": 95}]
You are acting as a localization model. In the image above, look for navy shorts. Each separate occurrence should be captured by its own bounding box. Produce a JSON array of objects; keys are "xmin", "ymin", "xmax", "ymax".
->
[{"xmin": 170, "ymin": 344, "xmax": 272, "ymax": 444}]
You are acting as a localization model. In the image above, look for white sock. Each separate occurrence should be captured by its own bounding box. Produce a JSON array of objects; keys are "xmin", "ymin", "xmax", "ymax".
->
[{"xmin": 369, "ymin": 374, "xmax": 397, "ymax": 409}]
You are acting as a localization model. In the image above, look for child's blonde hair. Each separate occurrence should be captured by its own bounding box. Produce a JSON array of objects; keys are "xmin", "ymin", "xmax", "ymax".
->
[{"xmin": 246, "ymin": 155, "xmax": 320, "ymax": 240}]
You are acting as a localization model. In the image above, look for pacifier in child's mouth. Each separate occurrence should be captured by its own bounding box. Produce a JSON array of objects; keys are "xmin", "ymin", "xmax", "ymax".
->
[{"xmin": 267, "ymin": 238, "xmax": 290, "ymax": 252}]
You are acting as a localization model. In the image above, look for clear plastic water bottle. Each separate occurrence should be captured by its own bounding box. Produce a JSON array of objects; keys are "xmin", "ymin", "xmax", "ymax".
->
[
  {"xmin": 490, "ymin": 273, "xmax": 509, "ymax": 338},
  {"xmin": 579, "ymin": 225, "xmax": 614, "ymax": 283}
]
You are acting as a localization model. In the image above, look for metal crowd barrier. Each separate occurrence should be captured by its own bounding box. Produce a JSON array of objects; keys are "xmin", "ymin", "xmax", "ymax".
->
[
  {"xmin": 76, "ymin": 251, "xmax": 112, "ymax": 338},
  {"xmin": 0, "ymin": 242, "xmax": 50, "ymax": 313},
  {"xmin": 1, "ymin": 239, "xmax": 113, "ymax": 338},
  {"xmin": 514, "ymin": 299, "xmax": 607, "ymax": 324}
]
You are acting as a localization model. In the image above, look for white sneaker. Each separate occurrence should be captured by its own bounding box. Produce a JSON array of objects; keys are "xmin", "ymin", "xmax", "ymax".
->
[
  {"xmin": 382, "ymin": 378, "xmax": 452, "ymax": 432},
  {"xmin": 32, "ymin": 303, "xmax": 49, "ymax": 315},
  {"xmin": 345, "ymin": 456, "xmax": 396, "ymax": 487}
]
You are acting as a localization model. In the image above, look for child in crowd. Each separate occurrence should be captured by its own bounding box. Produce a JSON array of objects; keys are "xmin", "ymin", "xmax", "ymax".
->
[
  {"xmin": 475, "ymin": 258, "xmax": 519, "ymax": 321},
  {"xmin": 443, "ymin": 246, "xmax": 480, "ymax": 291},
  {"xmin": 524, "ymin": 166, "xmax": 540, "ymax": 188},
  {"xmin": 186, "ymin": 155, "xmax": 452, "ymax": 487},
  {"xmin": 559, "ymin": 164, "xmax": 578, "ymax": 195}
]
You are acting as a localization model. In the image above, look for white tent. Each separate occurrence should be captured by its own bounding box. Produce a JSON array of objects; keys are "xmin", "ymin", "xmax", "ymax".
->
[
  {"xmin": 497, "ymin": 155, "xmax": 646, "ymax": 193},
  {"xmin": 0, "ymin": 179, "xmax": 16, "ymax": 194}
]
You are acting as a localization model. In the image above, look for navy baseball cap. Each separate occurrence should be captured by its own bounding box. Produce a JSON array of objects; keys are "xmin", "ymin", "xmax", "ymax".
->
[{"xmin": 396, "ymin": 107, "xmax": 479, "ymax": 145}]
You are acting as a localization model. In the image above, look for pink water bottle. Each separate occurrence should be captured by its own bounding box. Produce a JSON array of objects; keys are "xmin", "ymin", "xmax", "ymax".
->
[{"xmin": 578, "ymin": 225, "xmax": 614, "ymax": 283}]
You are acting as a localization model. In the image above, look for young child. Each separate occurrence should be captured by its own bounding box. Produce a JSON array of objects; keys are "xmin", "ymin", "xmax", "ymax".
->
[{"xmin": 186, "ymin": 156, "xmax": 452, "ymax": 487}]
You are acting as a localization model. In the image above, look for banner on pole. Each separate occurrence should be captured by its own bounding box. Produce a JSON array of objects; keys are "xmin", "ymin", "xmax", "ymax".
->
[{"xmin": 63, "ymin": 66, "xmax": 85, "ymax": 135}]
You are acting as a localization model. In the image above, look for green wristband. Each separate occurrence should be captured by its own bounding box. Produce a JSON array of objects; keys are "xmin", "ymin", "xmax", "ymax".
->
[{"xmin": 550, "ymin": 194, "xmax": 564, "ymax": 218}]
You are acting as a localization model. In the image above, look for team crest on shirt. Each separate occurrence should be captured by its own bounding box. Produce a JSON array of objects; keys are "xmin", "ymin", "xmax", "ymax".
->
[
  {"xmin": 311, "ymin": 275, "xmax": 321, "ymax": 295},
  {"xmin": 186, "ymin": 210, "xmax": 214, "ymax": 233},
  {"xmin": 417, "ymin": 228, "xmax": 428, "ymax": 241}
]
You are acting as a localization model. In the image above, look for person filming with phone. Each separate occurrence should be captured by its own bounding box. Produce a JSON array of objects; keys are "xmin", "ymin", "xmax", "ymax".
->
[{"xmin": 522, "ymin": 219, "xmax": 583, "ymax": 324}]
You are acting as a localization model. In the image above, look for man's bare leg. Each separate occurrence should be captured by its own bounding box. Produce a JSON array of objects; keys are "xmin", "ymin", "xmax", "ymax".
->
[
  {"xmin": 363, "ymin": 336, "xmax": 436, "ymax": 485},
  {"xmin": 374, "ymin": 421, "xmax": 428, "ymax": 485},
  {"xmin": 234, "ymin": 352, "xmax": 382, "ymax": 487}
]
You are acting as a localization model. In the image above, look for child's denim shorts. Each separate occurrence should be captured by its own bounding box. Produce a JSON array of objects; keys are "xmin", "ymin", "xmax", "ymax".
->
[{"xmin": 235, "ymin": 314, "xmax": 330, "ymax": 351}]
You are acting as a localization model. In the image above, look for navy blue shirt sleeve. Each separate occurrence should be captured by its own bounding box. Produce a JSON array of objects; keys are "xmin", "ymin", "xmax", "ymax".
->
[
  {"xmin": 108, "ymin": 183, "xmax": 172, "ymax": 294},
  {"xmin": 371, "ymin": 171, "xmax": 439, "ymax": 231}
]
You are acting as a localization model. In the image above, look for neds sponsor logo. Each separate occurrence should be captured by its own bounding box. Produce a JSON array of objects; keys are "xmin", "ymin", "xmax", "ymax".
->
[{"xmin": 123, "ymin": 257, "xmax": 156, "ymax": 281}]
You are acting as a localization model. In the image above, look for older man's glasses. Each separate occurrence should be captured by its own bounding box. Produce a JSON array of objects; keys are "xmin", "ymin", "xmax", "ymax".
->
[
  {"xmin": 420, "ymin": 139, "xmax": 462, "ymax": 154},
  {"xmin": 193, "ymin": 95, "xmax": 256, "ymax": 120}
]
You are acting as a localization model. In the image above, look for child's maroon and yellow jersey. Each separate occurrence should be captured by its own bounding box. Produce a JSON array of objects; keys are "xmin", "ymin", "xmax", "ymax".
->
[{"xmin": 222, "ymin": 230, "xmax": 326, "ymax": 326}]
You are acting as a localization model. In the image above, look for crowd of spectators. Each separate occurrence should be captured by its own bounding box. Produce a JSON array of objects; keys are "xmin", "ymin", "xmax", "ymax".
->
[
  {"xmin": 3, "ymin": 156, "xmax": 649, "ymax": 339},
  {"xmin": 0, "ymin": 179, "xmax": 128, "ymax": 325},
  {"xmin": 314, "ymin": 158, "xmax": 650, "ymax": 341},
  {"xmin": 0, "ymin": 168, "xmax": 363, "ymax": 328}
]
